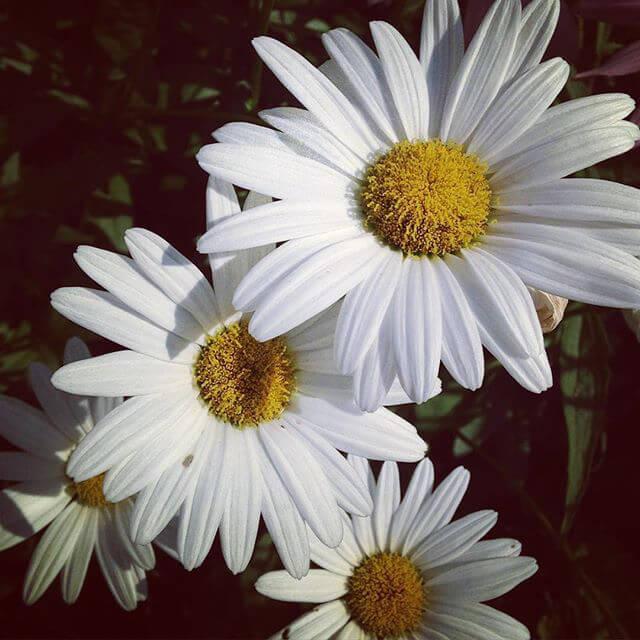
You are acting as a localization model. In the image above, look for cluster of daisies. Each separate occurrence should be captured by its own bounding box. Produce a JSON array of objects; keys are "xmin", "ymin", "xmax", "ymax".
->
[{"xmin": 2, "ymin": 0, "xmax": 639, "ymax": 637}]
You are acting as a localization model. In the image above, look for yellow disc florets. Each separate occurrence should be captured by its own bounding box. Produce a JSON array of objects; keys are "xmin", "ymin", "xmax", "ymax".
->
[
  {"xmin": 360, "ymin": 140, "xmax": 492, "ymax": 256},
  {"xmin": 73, "ymin": 473, "xmax": 109, "ymax": 508},
  {"xmin": 194, "ymin": 321, "xmax": 296, "ymax": 428},
  {"xmin": 346, "ymin": 552, "xmax": 427, "ymax": 638}
]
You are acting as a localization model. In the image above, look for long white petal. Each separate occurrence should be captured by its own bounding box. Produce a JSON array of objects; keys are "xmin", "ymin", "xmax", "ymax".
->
[
  {"xmin": 74, "ymin": 246, "xmax": 203, "ymax": 342},
  {"xmin": 372, "ymin": 461, "xmax": 400, "ymax": 551},
  {"xmin": 113, "ymin": 501, "xmax": 155, "ymax": 570},
  {"xmin": 468, "ymin": 58, "xmax": 569, "ymax": 162},
  {"xmin": 371, "ymin": 21, "xmax": 429, "ymax": 140},
  {"xmin": 253, "ymin": 36, "xmax": 379, "ymax": 158},
  {"xmin": 322, "ymin": 29, "xmax": 402, "ymax": 143},
  {"xmin": 249, "ymin": 234, "xmax": 382, "ymax": 342},
  {"xmin": 51, "ymin": 288, "xmax": 199, "ymax": 364},
  {"xmin": 441, "ymin": 0, "xmax": 521, "ymax": 143},
  {"xmin": 335, "ymin": 248, "xmax": 402, "ymax": 374},
  {"xmin": 0, "ymin": 479, "xmax": 70, "ymax": 551},
  {"xmin": 219, "ymin": 429, "xmax": 262, "ymax": 574},
  {"xmin": 507, "ymin": 0, "xmax": 560, "ymax": 80},
  {"xmin": 259, "ymin": 444, "xmax": 310, "ymax": 579},
  {"xmin": 269, "ymin": 600, "xmax": 350, "ymax": 640},
  {"xmin": 61, "ymin": 507, "xmax": 98, "ymax": 604},
  {"xmin": 256, "ymin": 569, "xmax": 347, "ymax": 603},
  {"xmin": 0, "ymin": 395, "xmax": 71, "ymax": 461},
  {"xmin": 429, "ymin": 603, "xmax": 530, "ymax": 640},
  {"xmin": 24, "ymin": 501, "xmax": 84, "ymax": 605},
  {"xmin": 0, "ymin": 452, "xmax": 63, "ymax": 482},
  {"xmin": 260, "ymin": 423, "xmax": 342, "ymax": 548},
  {"xmin": 420, "ymin": 0, "xmax": 464, "ymax": 137},
  {"xmin": 483, "ymin": 223, "xmax": 640, "ymax": 308},
  {"xmin": 52, "ymin": 351, "xmax": 191, "ymax": 398},
  {"xmin": 433, "ymin": 258, "xmax": 484, "ymax": 390}
]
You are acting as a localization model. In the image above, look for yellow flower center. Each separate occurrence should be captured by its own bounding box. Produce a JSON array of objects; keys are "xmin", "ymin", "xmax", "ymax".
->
[
  {"xmin": 346, "ymin": 552, "xmax": 426, "ymax": 638},
  {"xmin": 360, "ymin": 140, "xmax": 492, "ymax": 256},
  {"xmin": 194, "ymin": 321, "xmax": 296, "ymax": 428},
  {"xmin": 73, "ymin": 473, "xmax": 110, "ymax": 508}
]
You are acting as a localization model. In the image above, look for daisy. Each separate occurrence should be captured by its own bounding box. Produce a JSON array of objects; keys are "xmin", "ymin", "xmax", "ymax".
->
[
  {"xmin": 196, "ymin": 0, "xmax": 640, "ymax": 411},
  {"xmin": 0, "ymin": 338, "xmax": 153, "ymax": 610},
  {"xmin": 50, "ymin": 186, "xmax": 430, "ymax": 579},
  {"xmin": 256, "ymin": 457, "xmax": 537, "ymax": 639}
]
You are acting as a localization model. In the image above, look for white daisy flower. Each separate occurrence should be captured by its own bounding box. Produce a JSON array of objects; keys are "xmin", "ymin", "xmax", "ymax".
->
[
  {"xmin": 196, "ymin": 0, "xmax": 640, "ymax": 411},
  {"xmin": 0, "ymin": 338, "xmax": 153, "ymax": 610},
  {"xmin": 256, "ymin": 457, "xmax": 537, "ymax": 639},
  {"xmin": 49, "ymin": 187, "xmax": 430, "ymax": 579}
]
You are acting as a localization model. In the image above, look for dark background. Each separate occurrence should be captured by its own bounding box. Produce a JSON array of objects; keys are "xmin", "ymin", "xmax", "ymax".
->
[{"xmin": 1, "ymin": 0, "xmax": 639, "ymax": 638}]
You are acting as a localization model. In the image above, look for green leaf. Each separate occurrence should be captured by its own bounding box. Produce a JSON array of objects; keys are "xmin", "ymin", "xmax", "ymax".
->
[
  {"xmin": 88, "ymin": 215, "xmax": 133, "ymax": 251},
  {"xmin": 559, "ymin": 311, "xmax": 610, "ymax": 535}
]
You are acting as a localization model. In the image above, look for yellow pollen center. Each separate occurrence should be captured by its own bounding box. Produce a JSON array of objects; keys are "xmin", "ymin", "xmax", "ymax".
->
[
  {"xmin": 346, "ymin": 552, "xmax": 426, "ymax": 638},
  {"xmin": 360, "ymin": 139, "xmax": 492, "ymax": 256},
  {"xmin": 73, "ymin": 473, "xmax": 109, "ymax": 508},
  {"xmin": 194, "ymin": 321, "xmax": 296, "ymax": 428}
]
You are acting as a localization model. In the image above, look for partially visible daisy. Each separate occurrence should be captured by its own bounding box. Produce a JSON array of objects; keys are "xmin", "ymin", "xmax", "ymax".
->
[
  {"xmin": 0, "ymin": 338, "xmax": 153, "ymax": 610},
  {"xmin": 197, "ymin": 0, "xmax": 640, "ymax": 411},
  {"xmin": 256, "ymin": 458, "xmax": 537, "ymax": 639},
  {"xmin": 50, "ymin": 186, "xmax": 430, "ymax": 579}
]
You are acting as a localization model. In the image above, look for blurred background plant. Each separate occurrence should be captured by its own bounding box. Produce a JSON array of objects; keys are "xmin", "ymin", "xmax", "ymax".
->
[{"xmin": 1, "ymin": 0, "xmax": 639, "ymax": 637}]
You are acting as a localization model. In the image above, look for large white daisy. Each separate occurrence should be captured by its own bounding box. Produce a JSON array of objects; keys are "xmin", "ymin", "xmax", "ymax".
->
[
  {"xmin": 0, "ymin": 338, "xmax": 153, "ymax": 610},
  {"xmin": 50, "ymin": 188, "xmax": 430, "ymax": 579},
  {"xmin": 197, "ymin": 0, "xmax": 640, "ymax": 411},
  {"xmin": 256, "ymin": 457, "xmax": 537, "ymax": 639}
]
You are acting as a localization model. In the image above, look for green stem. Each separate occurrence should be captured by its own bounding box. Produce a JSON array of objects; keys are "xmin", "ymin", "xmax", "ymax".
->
[
  {"xmin": 455, "ymin": 429, "xmax": 630, "ymax": 640},
  {"xmin": 248, "ymin": 0, "xmax": 276, "ymax": 112}
]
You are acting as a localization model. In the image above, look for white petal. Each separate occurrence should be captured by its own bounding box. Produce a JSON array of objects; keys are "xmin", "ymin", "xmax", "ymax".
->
[
  {"xmin": 308, "ymin": 527, "xmax": 357, "ymax": 576},
  {"xmin": 0, "ymin": 479, "xmax": 71, "ymax": 551},
  {"xmin": 336, "ymin": 620, "xmax": 368, "ymax": 640},
  {"xmin": 347, "ymin": 457, "xmax": 377, "ymax": 556},
  {"xmin": 402, "ymin": 467, "xmax": 469, "ymax": 556},
  {"xmin": 124, "ymin": 228, "xmax": 219, "ymax": 333},
  {"xmin": 256, "ymin": 569, "xmax": 347, "ymax": 603},
  {"xmin": 335, "ymin": 248, "xmax": 402, "ymax": 374},
  {"xmin": 74, "ymin": 246, "xmax": 203, "ymax": 341},
  {"xmin": 372, "ymin": 461, "xmax": 400, "ymax": 551},
  {"xmin": 426, "ymin": 556, "xmax": 538, "ymax": 603},
  {"xmin": 67, "ymin": 390, "xmax": 198, "ymax": 481},
  {"xmin": 260, "ymin": 106, "xmax": 364, "ymax": 176},
  {"xmin": 260, "ymin": 423, "xmax": 342, "ymax": 548},
  {"xmin": 441, "ymin": 0, "xmax": 521, "ymax": 143},
  {"xmin": 370, "ymin": 21, "xmax": 429, "ymax": 140},
  {"xmin": 286, "ymin": 301, "xmax": 340, "ymax": 351},
  {"xmin": 0, "ymin": 452, "xmax": 63, "ymax": 482},
  {"xmin": 288, "ymin": 395, "xmax": 426, "ymax": 462},
  {"xmin": 199, "ymin": 198, "xmax": 359, "ymax": 253},
  {"xmin": 220, "ymin": 428, "xmax": 262, "ymax": 574},
  {"xmin": 411, "ymin": 510, "xmax": 498, "ymax": 569},
  {"xmin": 295, "ymin": 346, "xmax": 339, "ymax": 375},
  {"xmin": 468, "ymin": 58, "xmax": 569, "ymax": 162},
  {"xmin": 454, "ymin": 538, "xmax": 522, "ymax": 564},
  {"xmin": 494, "ymin": 93, "xmax": 636, "ymax": 164},
  {"xmin": 429, "ymin": 603, "xmax": 530, "ymax": 640},
  {"xmin": 432, "ymin": 258, "xmax": 484, "ymax": 390},
  {"xmin": 27, "ymin": 363, "xmax": 86, "ymax": 442},
  {"xmin": 61, "ymin": 338, "xmax": 94, "ymax": 435},
  {"xmin": 496, "ymin": 178, "xmax": 640, "ymax": 226},
  {"xmin": 61, "ymin": 507, "xmax": 98, "ymax": 604},
  {"xmin": 420, "ymin": 0, "xmax": 464, "ymax": 137},
  {"xmin": 0, "ymin": 395, "xmax": 71, "ymax": 461},
  {"xmin": 113, "ymin": 501, "xmax": 155, "ymax": 570},
  {"xmin": 252, "ymin": 36, "xmax": 379, "ymax": 158},
  {"xmin": 52, "ymin": 351, "xmax": 191, "ymax": 398},
  {"xmin": 177, "ymin": 425, "xmax": 231, "ymax": 570},
  {"xmin": 321, "ymin": 29, "xmax": 402, "ymax": 143},
  {"xmin": 492, "ymin": 123, "xmax": 638, "ymax": 191},
  {"xmin": 63, "ymin": 337, "xmax": 91, "ymax": 364},
  {"xmin": 352, "ymin": 310, "xmax": 396, "ymax": 412},
  {"xmin": 24, "ymin": 501, "xmax": 84, "ymax": 604},
  {"xmin": 507, "ymin": 0, "xmax": 560, "ymax": 80},
  {"xmin": 249, "ymin": 234, "xmax": 382, "ymax": 342},
  {"xmin": 233, "ymin": 228, "xmax": 362, "ymax": 313},
  {"xmin": 392, "ymin": 259, "xmax": 442, "ymax": 404},
  {"xmin": 447, "ymin": 249, "xmax": 543, "ymax": 358},
  {"xmin": 285, "ymin": 417, "xmax": 372, "ymax": 516},
  {"xmin": 95, "ymin": 509, "xmax": 142, "ymax": 610},
  {"xmin": 269, "ymin": 600, "xmax": 350, "ymax": 640},
  {"xmin": 389, "ymin": 458, "xmax": 434, "ymax": 553},
  {"xmin": 51, "ymin": 288, "xmax": 199, "ymax": 364},
  {"xmin": 259, "ymin": 445, "xmax": 310, "ymax": 579},
  {"xmin": 483, "ymin": 223, "xmax": 640, "ymax": 308}
]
